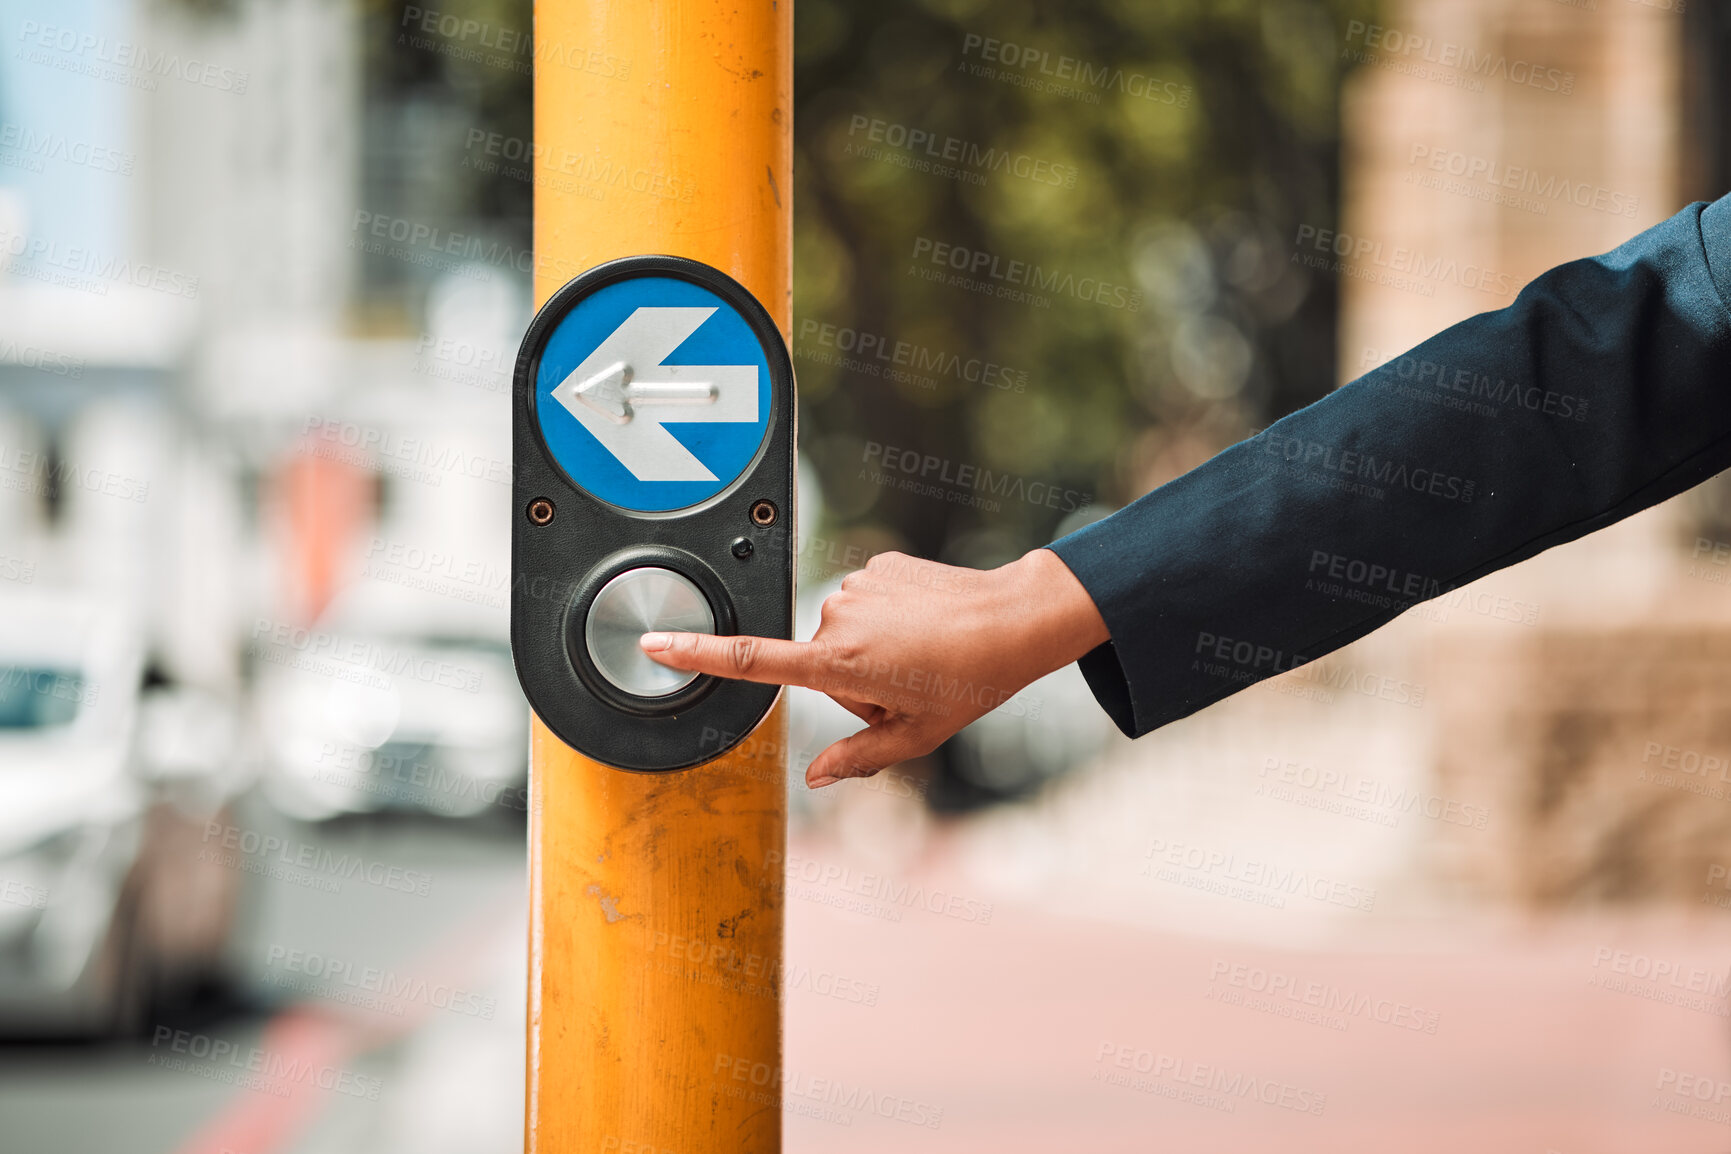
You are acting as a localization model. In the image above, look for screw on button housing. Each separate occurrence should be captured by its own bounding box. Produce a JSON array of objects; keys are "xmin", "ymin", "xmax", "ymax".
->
[
  {"xmin": 749, "ymin": 500, "xmax": 777, "ymax": 527},
  {"xmin": 731, "ymin": 537, "xmax": 754, "ymax": 560},
  {"xmin": 527, "ymin": 497, "xmax": 556, "ymax": 525}
]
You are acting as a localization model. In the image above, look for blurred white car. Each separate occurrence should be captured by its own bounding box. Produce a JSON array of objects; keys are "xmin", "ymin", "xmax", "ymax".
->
[
  {"xmin": 254, "ymin": 624, "xmax": 526, "ymax": 823},
  {"xmin": 0, "ymin": 592, "xmax": 241, "ymax": 1036}
]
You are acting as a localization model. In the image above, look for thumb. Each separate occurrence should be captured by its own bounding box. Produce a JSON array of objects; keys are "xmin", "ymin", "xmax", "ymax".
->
[
  {"xmin": 805, "ymin": 718, "xmax": 922, "ymax": 787},
  {"xmin": 640, "ymin": 630, "xmax": 815, "ymax": 687}
]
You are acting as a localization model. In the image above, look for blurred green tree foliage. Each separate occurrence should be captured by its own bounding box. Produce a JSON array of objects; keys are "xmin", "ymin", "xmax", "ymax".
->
[
  {"xmin": 348, "ymin": 0, "xmax": 1377, "ymax": 564},
  {"xmin": 794, "ymin": 0, "xmax": 1376, "ymax": 568}
]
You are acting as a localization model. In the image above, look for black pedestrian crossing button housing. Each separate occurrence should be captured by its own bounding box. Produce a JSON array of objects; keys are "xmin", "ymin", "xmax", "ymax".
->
[{"xmin": 511, "ymin": 255, "xmax": 795, "ymax": 771}]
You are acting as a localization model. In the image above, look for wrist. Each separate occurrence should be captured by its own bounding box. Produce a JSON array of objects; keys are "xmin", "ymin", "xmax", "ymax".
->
[{"xmin": 1001, "ymin": 548, "xmax": 1110, "ymax": 673}]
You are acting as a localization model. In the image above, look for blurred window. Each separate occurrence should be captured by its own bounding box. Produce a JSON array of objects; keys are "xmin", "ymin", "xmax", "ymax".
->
[{"xmin": 0, "ymin": 667, "xmax": 84, "ymax": 729}]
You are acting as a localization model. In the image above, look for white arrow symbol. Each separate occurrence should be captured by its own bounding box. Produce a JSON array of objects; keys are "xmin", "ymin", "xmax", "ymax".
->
[
  {"xmin": 568, "ymin": 362, "xmax": 717, "ymax": 423},
  {"xmin": 550, "ymin": 306, "xmax": 757, "ymax": 482}
]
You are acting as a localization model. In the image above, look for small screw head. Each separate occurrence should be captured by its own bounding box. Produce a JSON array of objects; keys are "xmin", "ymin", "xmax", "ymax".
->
[
  {"xmin": 527, "ymin": 497, "xmax": 555, "ymax": 526},
  {"xmin": 731, "ymin": 536, "xmax": 754, "ymax": 560},
  {"xmin": 749, "ymin": 500, "xmax": 778, "ymax": 527}
]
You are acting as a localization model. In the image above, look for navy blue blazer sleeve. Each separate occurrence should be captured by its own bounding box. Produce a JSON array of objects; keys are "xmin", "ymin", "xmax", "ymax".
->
[{"xmin": 1049, "ymin": 194, "xmax": 1731, "ymax": 738}]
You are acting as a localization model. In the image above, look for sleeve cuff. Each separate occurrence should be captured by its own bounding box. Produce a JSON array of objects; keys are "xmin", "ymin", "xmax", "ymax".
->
[
  {"xmin": 1075, "ymin": 641, "xmax": 1137, "ymax": 737},
  {"xmin": 1043, "ymin": 537, "xmax": 1154, "ymax": 737}
]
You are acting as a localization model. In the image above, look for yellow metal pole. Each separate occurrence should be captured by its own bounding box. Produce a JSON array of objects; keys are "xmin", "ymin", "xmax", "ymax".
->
[{"xmin": 527, "ymin": 4, "xmax": 790, "ymax": 1153}]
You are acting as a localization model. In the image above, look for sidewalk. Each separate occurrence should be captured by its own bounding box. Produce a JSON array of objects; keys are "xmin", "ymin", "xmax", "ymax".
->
[{"xmin": 787, "ymin": 829, "xmax": 1731, "ymax": 1152}]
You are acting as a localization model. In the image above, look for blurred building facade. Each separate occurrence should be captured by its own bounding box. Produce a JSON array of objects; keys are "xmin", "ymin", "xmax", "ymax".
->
[
  {"xmin": 0, "ymin": 0, "xmax": 530, "ymax": 1036},
  {"xmin": 1336, "ymin": 0, "xmax": 1724, "ymax": 906}
]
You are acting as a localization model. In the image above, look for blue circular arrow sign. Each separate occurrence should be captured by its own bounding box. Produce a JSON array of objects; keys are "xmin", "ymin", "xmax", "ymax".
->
[{"xmin": 533, "ymin": 275, "xmax": 774, "ymax": 513}]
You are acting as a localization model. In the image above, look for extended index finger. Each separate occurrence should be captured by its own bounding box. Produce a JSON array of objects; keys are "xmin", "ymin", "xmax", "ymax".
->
[{"xmin": 640, "ymin": 631, "xmax": 818, "ymax": 687}]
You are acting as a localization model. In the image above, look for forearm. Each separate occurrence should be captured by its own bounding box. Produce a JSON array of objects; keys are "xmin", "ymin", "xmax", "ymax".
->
[{"xmin": 1052, "ymin": 194, "xmax": 1731, "ymax": 738}]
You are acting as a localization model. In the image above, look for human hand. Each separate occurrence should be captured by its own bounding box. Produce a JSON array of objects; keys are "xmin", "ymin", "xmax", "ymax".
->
[{"xmin": 638, "ymin": 547, "xmax": 1108, "ymax": 788}]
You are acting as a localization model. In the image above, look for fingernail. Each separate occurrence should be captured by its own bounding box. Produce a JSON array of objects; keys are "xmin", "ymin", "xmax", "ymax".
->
[
  {"xmin": 807, "ymin": 776, "xmax": 838, "ymax": 789},
  {"xmin": 639, "ymin": 632, "xmax": 671, "ymax": 651}
]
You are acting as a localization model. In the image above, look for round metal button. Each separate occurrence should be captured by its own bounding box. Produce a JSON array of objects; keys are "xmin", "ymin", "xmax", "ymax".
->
[{"xmin": 583, "ymin": 567, "xmax": 715, "ymax": 698}]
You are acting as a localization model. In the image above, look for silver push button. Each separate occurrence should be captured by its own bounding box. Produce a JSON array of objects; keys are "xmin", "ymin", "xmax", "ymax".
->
[{"xmin": 584, "ymin": 567, "xmax": 715, "ymax": 697}]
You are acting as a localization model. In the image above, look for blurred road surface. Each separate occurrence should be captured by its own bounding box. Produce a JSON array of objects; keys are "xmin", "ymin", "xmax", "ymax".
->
[{"xmin": 4, "ymin": 807, "xmax": 1731, "ymax": 1153}]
